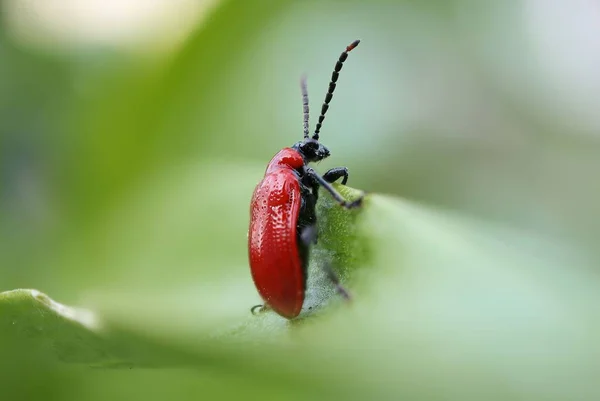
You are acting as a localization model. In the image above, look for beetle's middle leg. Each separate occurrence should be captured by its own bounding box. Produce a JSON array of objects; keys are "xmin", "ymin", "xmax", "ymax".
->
[
  {"xmin": 300, "ymin": 224, "xmax": 318, "ymax": 246},
  {"xmin": 299, "ymin": 224, "xmax": 351, "ymax": 301}
]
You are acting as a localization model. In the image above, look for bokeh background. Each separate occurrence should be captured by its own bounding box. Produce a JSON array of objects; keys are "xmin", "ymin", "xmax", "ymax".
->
[{"xmin": 1, "ymin": 0, "xmax": 600, "ymax": 400}]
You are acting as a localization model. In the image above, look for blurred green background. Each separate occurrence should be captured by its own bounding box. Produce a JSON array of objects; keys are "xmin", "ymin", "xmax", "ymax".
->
[{"xmin": 1, "ymin": 0, "xmax": 600, "ymax": 400}]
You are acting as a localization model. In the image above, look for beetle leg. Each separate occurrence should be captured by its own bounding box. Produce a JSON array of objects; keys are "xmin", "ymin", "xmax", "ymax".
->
[
  {"xmin": 300, "ymin": 224, "xmax": 318, "ymax": 245},
  {"xmin": 251, "ymin": 304, "xmax": 269, "ymax": 315},
  {"xmin": 323, "ymin": 263, "xmax": 351, "ymax": 301},
  {"xmin": 305, "ymin": 167, "xmax": 363, "ymax": 209},
  {"xmin": 323, "ymin": 167, "xmax": 349, "ymax": 185}
]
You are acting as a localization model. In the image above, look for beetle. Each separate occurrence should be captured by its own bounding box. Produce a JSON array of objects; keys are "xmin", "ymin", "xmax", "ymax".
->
[{"xmin": 248, "ymin": 39, "xmax": 363, "ymax": 319}]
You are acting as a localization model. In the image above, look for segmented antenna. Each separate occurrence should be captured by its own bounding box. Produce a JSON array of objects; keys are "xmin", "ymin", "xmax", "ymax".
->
[
  {"xmin": 301, "ymin": 75, "xmax": 309, "ymax": 139},
  {"xmin": 313, "ymin": 39, "xmax": 360, "ymax": 141}
]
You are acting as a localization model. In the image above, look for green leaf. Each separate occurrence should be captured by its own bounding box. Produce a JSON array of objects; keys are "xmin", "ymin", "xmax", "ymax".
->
[
  {"xmin": 0, "ymin": 289, "xmax": 116, "ymax": 365},
  {"xmin": 2, "ymin": 185, "xmax": 599, "ymax": 400}
]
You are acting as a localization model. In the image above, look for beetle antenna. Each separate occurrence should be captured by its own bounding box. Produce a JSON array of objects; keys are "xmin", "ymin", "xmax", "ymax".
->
[
  {"xmin": 313, "ymin": 39, "xmax": 360, "ymax": 141},
  {"xmin": 301, "ymin": 75, "xmax": 310, "ymax": 139}
]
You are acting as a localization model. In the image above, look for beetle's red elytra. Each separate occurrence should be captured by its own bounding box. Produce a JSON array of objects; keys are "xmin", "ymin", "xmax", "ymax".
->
[{"xmin": 248, "ymin": 40, "xmax": 363, "ymax": 319}]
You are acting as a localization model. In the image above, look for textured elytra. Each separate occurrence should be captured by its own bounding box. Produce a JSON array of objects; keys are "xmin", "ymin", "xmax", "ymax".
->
[{"xmin": 248, "ymin": 155, "xmax": 305, "ymax": 319}]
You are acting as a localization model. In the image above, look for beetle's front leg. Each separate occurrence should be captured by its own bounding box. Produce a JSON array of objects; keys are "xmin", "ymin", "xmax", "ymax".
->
[
  {"xmin": 323, "ymin": 167, "xmax": 349, "ymax": 185},
  {"xmin": 305, "ymin": 167, "xmax": 363, "ymax": 209}
]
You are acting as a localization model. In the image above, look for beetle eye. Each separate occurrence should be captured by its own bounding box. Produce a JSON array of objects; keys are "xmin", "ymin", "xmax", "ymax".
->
[{"xmin": 305, "ymin": 141, "xmax": 318, "ymax": 150}]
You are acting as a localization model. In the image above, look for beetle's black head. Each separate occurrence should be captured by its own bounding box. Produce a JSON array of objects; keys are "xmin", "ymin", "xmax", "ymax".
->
[{"xmin": 292, "ymin": 139, "xmax": 330, "ymax": 163}]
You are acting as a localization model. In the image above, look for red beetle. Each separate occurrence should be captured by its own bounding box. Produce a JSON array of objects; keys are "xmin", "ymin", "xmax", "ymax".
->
[{"xmin": 248, "ymin": 40, "xmax": 363, "ymax": 319}]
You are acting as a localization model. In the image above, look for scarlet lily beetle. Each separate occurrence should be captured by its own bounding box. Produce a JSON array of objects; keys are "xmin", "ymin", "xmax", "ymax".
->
[{"xmin": 248, "ymin": 39, "xmax": 363, "ymax": 319}]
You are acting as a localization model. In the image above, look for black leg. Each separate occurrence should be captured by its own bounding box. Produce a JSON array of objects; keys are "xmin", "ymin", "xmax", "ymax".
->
[
  {"xmin": 250, "ymin": 304, "xmax": 271, "ymax": 316},
  {"xmin": 305, "ymin": 167, "xmax": 363, "ymax": 209},
  {"xmin": 323, "ymin": 167, "xmax": 349, "ymax": 185},
  {"xmin": 323, "ymin": 263, "xmax": 351, "ymax": 301},
  {"xmin": 300, "ymin": 224, "xmax": 318, "ymax": 245},
  {"xmin": 251, "ymin": 304, "xmax": 269, "ymax": 315}
]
